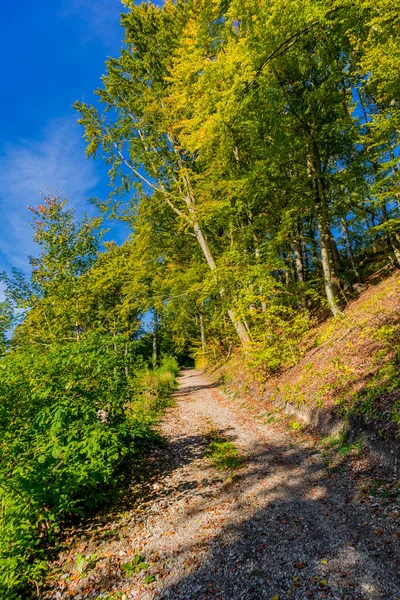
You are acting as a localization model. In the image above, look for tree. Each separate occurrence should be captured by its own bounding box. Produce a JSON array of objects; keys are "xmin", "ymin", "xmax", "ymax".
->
[{"xmin": 75, "ymin": 1, "xmax": 250, "ymax": 345}]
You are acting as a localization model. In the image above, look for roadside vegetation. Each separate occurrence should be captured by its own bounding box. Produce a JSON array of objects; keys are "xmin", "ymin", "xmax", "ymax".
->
[{"xmin": 0, "ymin": 199, "xmax": 179, "ymax": 597}]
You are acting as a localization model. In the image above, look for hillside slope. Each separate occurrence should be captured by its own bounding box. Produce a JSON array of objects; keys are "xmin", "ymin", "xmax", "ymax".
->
[{"xmin": 215, "ymin": 271, "xmax": 400, "ymax": 471}]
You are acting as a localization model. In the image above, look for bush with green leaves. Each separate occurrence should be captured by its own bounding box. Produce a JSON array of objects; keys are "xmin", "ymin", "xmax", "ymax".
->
[
  {"xmin": 159, "ymin": 355, "xmax": 180, "ymax": 378},
  {"xmin": 0, "ymin": 334, "xmax": 176, "ymax": 598}
]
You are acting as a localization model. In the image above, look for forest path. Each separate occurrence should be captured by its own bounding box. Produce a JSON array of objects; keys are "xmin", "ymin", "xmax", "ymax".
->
[{"xmin": 52, "ymin": 370, "xmax": 400, "ymax": 600}]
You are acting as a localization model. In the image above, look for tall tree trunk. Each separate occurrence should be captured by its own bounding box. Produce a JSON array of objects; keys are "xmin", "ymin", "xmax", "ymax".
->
[
  {"xmin": 253, "ymin": 233, "xmax": 267, "ymax": 311},
  {"xmin": 192, "ymin": 222, "xmax": 250, "ymax": 344},
  {"xmin": 129, "ymin": 135, "xmax": 251, "ymax": 347},
  {"xmin": 308, "ymin": 219, "xmax": 319, "ymax": 276},
  {"xmin": 185, "ymin": 195, "xmax": 251, "ymax": 345},
  {"xmin": 329, "ymin": 229, "xmax": 343, "ymax": 274},
  {"xmin": 292, "ymin": 238, "xmax": 304, "ymax": 283},
  {"xmin": 316, "ymin": 203, "xmax": 341, "ymax": 315},
  {"xmin": 308, "ymin": 142, "xmax": 341, "ymax": 316},
  {"xmin": 388, "ymin": 147, "xmax": 400, "ymax": 210},
  {"xmin": 292, "ymin": 236, "xmax": 306, "ymax": 308},
  {"xmin": 152, "ymin": 308, "xmax": 158, "ymax": 370},
  {"xmin": 169, "ymin": 144, "xmax": 251, "ymax": 346}
]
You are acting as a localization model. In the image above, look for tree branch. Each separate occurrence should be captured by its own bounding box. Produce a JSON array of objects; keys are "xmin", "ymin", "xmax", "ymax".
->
[{"xmin": 113, "ymin": 144, "xmax": 189, "ymax": 222}]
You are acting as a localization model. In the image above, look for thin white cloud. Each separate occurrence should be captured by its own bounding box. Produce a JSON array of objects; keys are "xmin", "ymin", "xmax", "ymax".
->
[{"xmin": 0, "ymin": 116, "xmax": 100, "ymax": 272}]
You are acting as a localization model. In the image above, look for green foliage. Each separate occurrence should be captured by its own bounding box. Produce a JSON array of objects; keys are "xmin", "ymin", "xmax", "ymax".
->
[
  {"xmin": 73, "ymin": 0, "xmax": 400, "ymax": 358},
  {"xmin": 319, "ymin": 432, "xmax": 365, "ymax": 465},
  {"xmin": 76, "ymin": 552, "xmax": 99, "ymax": 577},
  {"xmin": 337, "ymin": 435, "xmax": 365, "ymax": 458},
  {"xmin": 0, "ymin": 302, "xmax": 12, "ymax": 355},
  {"xmin": 3, "ymin": 0, "xmax": 400, "ymax": 594},
  {"xmin": 205, "ymin": 430, "xmax": 243, "ymax": 471},
  {"xmin": 289, "ymin": 420, "xmax": 303, "ymax": 431},
  {"xmin": 0, "ymin": 333, "xmax": 177, "ymax": 596},
  {"xmin": 159, "ymin": 355, "xmax": 180, "ymax": 378},
  {"xmin": 247, "ymin": 307, "xmax": 311, "ymax": 376},
  {"xmin": 121, "ymin": 554, "xmax": 149, "ymax": 577}
]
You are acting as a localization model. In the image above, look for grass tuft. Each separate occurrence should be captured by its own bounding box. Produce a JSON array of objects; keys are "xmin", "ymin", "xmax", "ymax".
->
[{"xmin": 205, "ymin": 430, "xmax": 244, "ymax": 471}]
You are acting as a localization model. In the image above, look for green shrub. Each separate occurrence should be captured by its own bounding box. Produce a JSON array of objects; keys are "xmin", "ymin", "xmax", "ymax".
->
[
  {"xmin": 158, "ymin": 355, "xmax": 180, "ymax": 377},
  {"xmin": 0, "ymin": 334, "xmax": 177, "ymax": 598}
]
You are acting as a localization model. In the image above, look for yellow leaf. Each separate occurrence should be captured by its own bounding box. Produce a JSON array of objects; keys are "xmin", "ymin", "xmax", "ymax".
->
[{"xmin": 321, "ymin": 558, "xmax": 328, "ymax": 565}]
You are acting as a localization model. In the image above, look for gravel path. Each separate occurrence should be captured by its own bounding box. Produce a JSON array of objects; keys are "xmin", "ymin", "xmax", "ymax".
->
[{"xmin": 52, "ymin": 370, "xmax": 400, "ymax": 600}]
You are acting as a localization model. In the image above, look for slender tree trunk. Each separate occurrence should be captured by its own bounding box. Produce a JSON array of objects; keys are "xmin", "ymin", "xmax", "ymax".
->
[
  {"xmin": 388, "ymin": 147, "xmax": 400, "ymax": 210},
  {"xmin": 292, "ymin": 237, "xmax": 306, "ymax": 308},
  {"xmin": 292, "ymin": 239, "xmax": 304, "ymax": 283},
  {"xmin": 382, "ymin": 204, "xmax": 400, "ymax": 265},
  {"xmin": 152, "ymin": 308, "xmax": 158, "ymax": 370},
  {"xmin": 226, "ymin": 308, "xmax": 251, "ymax": 345},
  {"xmin": 309, "ymin": 220, "xmax": 319, "ymax": 275},
  {"xmin": 254, "ymin": 235, "xmax": 267, "ymax": 311},
  {"xmin": 308, "ymin": 142, "xmax": 341, "ymax": 316},
  {"xmin": 316, "ymin": 204, "xmax": 341, "ymax": 315},
  {"xmin": 130, "ymin": 134, "xmax": 251, "ymax": 347},
  {"xmin": 199, "ymin": 310, "xmax": 206, "ymax": 354},
  {"xmin": 280, "ymin": 250, "xmax": 290, "ymax": 286},
  {"xmin": 170, "ymin": 145, "xmax": 251, "ymax": 347},
  {"xmin": 329, "ymin": 229, "xmax": 343, "ymax": 274},
  {"xmin": 303, "ymin": 241, "xmax": 310, "ymax": 281},
  {"xmin": 190, "ymin": 207, "xmax": 251, "ymax": 345},
  {"xmin": 341, "ymin": 215, "xmax": 360, "ymax": 281}
]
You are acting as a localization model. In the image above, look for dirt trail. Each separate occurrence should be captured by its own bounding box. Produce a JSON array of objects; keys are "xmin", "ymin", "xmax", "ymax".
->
[{"xmin": 52, "ymin": 370, "xmax": 400, "ymax": 600}]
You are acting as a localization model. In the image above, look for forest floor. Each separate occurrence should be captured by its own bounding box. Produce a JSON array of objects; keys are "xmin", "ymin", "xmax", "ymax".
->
[{"xmin": 45, "ymin": 370, "xmax": 400, "ymax": 600}]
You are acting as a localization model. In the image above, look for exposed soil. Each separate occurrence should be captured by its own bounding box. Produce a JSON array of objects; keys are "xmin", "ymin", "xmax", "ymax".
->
[{"xmin": 46, "ymin": 370, "xmax": 400, "ymax": 600}]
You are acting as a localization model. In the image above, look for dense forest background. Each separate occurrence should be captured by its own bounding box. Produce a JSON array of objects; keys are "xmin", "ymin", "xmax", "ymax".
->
[{"xmin": 0, "ymin": 0, "xmax": 399, "ymax": 596}]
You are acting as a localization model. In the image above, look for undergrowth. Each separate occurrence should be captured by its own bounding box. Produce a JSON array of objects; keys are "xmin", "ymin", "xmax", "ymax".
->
[{"xmin": 0, "ymin": 342, "xmax": 178, "ymax": 599}]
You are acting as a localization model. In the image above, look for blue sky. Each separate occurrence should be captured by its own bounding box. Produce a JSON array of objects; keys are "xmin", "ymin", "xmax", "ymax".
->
[{"xmin": 0, "ymin": 0, "xmax": 132, "ymax": 283}]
